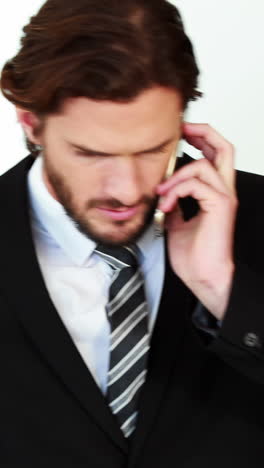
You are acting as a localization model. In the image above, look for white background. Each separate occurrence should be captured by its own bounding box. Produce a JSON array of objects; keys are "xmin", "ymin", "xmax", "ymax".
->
[{"xmin": 0, "ymin": 0, "xmax": 263, "ymax": 175}]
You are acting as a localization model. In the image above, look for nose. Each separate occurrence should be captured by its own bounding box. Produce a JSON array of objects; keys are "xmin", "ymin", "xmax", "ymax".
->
[{"xmin": 103, "ymin": 157, "xmax": 143, "ymax": 206}]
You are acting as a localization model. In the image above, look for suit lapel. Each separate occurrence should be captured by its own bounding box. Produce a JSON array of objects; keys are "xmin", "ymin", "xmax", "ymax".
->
[
  {"xmin": 0, "ymin": 156, "xmax": 128, "ymax": 453},
  {"xmin": 128, "ymin": 235, "xmax": 197, "ymax": 466},
  {"xmin": 127, "ymin": 153, "xmax": 199, "ymax": 464}
]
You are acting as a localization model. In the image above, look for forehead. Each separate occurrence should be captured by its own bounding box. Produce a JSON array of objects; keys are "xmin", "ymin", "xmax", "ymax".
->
[{"xmin": 47, "ymin": 86, "xmax": 183, "ymax": 152}]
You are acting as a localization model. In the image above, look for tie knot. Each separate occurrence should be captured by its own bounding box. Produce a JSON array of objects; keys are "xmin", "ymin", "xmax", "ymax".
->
[{"xmin": 94, "ymin": 244, "xmax": 139, "ymax": 270}]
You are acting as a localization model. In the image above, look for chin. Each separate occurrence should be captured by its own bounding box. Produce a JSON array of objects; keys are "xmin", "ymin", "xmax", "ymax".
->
[
  {"xmin": 80, "ymin": 217, "xmax": 150, "ymax": 246},
  {"xmin": 64, "ymin": 202, "xmax": 155, "ymax": 246},
  {"xmin": 91, "ymin": 226, "xmax": 145, "ymax": 246}
]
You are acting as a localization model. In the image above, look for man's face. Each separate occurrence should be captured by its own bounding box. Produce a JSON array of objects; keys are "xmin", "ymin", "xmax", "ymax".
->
[{"xmin": 34, "ymin": 86, "xmax": 183, "ymax": 245}]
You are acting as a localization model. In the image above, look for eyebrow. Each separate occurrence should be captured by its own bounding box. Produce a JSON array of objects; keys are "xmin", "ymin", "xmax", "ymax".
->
[{"xmin": 67, "ymin": 137, "xmax": 175, "ymax": 156}]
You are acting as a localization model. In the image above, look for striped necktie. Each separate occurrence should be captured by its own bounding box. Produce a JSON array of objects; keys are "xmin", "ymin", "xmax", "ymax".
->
[{"xmin": 95, "ymin": 244, "xmax": 150, "ymax": 438}]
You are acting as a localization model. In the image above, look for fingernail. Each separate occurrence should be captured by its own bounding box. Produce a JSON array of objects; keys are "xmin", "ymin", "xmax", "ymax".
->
[
  {"xmin": 157, "ymin": 197, "xmax": 164, "ymax": 209},
  {"xmin": 159, "ymin": 201, "xmax": 169, "ymax": 212}
]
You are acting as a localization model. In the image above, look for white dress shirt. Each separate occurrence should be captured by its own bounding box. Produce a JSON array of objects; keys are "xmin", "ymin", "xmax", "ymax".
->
[{"xmin": 27, "ymin": 156, "xmax": 165, "ymax": 394}]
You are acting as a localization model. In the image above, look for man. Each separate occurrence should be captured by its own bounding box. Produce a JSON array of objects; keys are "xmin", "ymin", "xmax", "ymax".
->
[{"xmin": 0, "ymin": 0, "xmax": 264, "ymax": 466}]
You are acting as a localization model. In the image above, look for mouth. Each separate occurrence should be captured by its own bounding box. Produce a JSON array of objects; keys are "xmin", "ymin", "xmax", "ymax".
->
[{"xmin": 96, "ymin": 205, "xmax": 140, "ymax": 221}]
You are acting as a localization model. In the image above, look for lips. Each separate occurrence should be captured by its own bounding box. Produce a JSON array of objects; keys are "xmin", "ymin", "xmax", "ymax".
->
[{"xmin": 96, "ymin": 206, "xmax": 139, "ymax": 221}]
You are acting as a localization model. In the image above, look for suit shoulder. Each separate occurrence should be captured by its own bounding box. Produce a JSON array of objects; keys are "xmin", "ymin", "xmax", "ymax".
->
[
  {"xmin": 0, "ymin": 156, "xmax": 34, "ymax": 191},
  {"xmin": 236, "ymin": 168, "xmax": 264, "ymax": 200}
]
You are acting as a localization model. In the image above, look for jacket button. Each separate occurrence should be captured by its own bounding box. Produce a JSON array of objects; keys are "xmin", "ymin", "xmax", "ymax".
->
[{"xmin": 243, "ymin": 333, "xmax": 261, "ymax": 349}]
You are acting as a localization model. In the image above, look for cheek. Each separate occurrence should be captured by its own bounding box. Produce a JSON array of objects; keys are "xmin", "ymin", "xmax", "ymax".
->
[
  {"xmin": 138, "ymin": 158, "xmax": 170, "ymax": 192},
  {"xmin": 70, "ymin": 173, "xmax": 97, "ymax": 204},
  {"xmin": 48, "ymin": 162, "xmax": 94, "ymax": 206}
]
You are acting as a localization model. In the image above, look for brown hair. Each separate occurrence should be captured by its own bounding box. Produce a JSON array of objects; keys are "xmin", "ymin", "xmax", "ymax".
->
[{"xmin": 0, "ymin": 0, "xmax": 202, "ymax": 156}]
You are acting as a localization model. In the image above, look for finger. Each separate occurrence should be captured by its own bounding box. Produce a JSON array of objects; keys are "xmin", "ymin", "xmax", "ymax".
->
[
  {"xmin": 182, "ymin": 123, "xmax": 236, "ymax": 192},
  {"xmin": 157, "ymin": 158, "xmax": 231, "ymax": 197},
  {"xmin": 183, "ymin": 123, "xmax": 232, "ymax": 153},
  {"xmin": 159, "ymin": 178, "xmax": 236, "ymax": 214},
  {"xmin": 184, "ymin": 135, "xmax": 216, "ymax": 161}
]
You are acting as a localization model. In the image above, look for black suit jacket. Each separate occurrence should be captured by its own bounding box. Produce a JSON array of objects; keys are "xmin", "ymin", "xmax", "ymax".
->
[{"xmin": 1, "ymin": 154, "xmax": 264, "ymax": 467}]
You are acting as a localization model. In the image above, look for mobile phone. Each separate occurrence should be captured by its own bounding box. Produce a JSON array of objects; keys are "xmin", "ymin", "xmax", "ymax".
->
[{"xmin": 154, "ymin": 140, "xmax": 183, "ymax": 237}]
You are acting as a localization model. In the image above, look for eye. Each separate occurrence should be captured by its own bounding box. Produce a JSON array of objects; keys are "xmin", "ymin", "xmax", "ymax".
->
[
  {"xmin": 75, "ymin": 151, "xmax": 103, "ymax": 158},
  {"xmin": 149, "ymin": 146, "xmax": 169, "ymax": 155},
  {"xmin": 157, "ymin": 147, "xmax": 169, "ymax": 154},
  {"xmin": 136, "ymin": 146, "xmax": 170, "ymax": 158}
]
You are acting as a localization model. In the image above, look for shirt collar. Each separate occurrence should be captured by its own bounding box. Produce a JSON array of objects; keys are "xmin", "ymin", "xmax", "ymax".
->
[{"xmin": 27, "ymin": 155, "xmax": 162, "ymax": 266}]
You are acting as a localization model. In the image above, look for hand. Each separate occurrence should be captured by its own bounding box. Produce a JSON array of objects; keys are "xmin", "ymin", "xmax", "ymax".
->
[{"xmin": 156, "ymin": 123, "xmax": 238, "ymax": 320}]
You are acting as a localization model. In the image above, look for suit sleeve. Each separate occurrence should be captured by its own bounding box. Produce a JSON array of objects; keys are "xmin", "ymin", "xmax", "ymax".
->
[
  {"xmin": 207, "ymin": 260, "xmax": 264, "ymax": 384},
  {"xmin": 179, "ymin": 157, "xmax": 264, "ymax": 384}
]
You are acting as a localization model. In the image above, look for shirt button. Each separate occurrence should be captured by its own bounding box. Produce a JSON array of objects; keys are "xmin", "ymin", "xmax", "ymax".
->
[{"xmin": 243, "ymin": 333, "xmax": 261, "ymax": 349}]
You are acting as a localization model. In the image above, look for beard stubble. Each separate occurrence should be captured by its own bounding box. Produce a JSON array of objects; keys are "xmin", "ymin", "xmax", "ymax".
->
[{"xmin": 43, "ymin": 158, "xmax": 159, "ymax": 246}]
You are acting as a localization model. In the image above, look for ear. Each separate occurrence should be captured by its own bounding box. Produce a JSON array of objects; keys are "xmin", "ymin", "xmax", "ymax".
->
[{"xmin": 16, "ymin": 107, "xmax": 42, "ymax": 145}]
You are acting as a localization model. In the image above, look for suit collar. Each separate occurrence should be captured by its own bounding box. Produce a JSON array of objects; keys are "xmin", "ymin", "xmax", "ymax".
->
[
  {"xmin": 28, "ymin": 155, "xmax": 99, "ymax": 266},
  {"xmin": 127, "ymin": 234, "xmax": 197, "ymax": 465}
]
